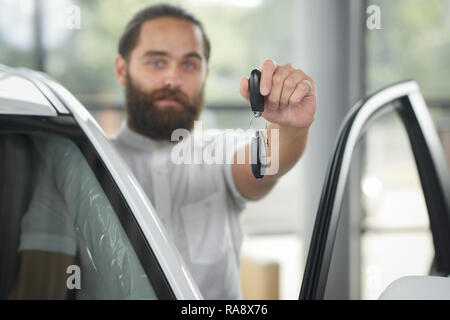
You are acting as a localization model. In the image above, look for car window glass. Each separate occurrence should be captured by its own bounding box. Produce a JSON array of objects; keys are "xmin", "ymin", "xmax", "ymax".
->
[{"xmin": 0, "ymin": 131, "xmax": 157, "ymax": 299}]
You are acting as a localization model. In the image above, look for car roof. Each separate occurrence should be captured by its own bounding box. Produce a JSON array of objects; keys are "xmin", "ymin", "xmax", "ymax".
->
[{"xmin": 0, "ymin": 64, "xmax": 69, "ymax": 116}]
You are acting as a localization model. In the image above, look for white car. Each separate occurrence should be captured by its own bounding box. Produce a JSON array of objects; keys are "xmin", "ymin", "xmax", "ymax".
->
[{"xmin": 0, "ymin": 64, "xmax": 201, "ymax": 300}]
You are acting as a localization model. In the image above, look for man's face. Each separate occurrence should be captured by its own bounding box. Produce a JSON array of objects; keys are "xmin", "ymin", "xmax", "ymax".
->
[{"xmin": 116, "ymin": 17, "xmax": 209, "ymax": 141}]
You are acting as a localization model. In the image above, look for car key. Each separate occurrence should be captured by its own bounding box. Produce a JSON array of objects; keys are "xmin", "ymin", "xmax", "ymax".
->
[
  {"xmin": 249, "ymin": 69, "xmax": 265, "ymax": 117},
  {"xmin": 250, "ymin": 129, "xmax": 268, "ymax": 179},
  {"xmin": 248, "ymin": 69, "xmax": 268, "ymax": 179}
]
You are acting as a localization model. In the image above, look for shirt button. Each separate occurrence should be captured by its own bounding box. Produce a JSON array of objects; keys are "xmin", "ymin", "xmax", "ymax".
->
[
  {"xmin": 205, "ymin": 201, "xmax": 211, "ymax": 208},
  {"xmin": 156, "ymin": 142, "xmax": 164, "ymax": 149},
  {"xmin": 156, "ymin": 170, "xmax": 162, "ymax": 176},
  {"xmin": 161, "ymin": 218, "xmax": 166, "ymax": 224}
]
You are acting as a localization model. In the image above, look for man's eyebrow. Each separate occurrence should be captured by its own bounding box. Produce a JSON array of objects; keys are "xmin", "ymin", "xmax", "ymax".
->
[
  {"xmin": 183, "ymin": 52, "xmax": 202, "ymax": 60},
  {"xmin": 140, "ymin": 50, "xmax": 203, "ymax": 60},
  {"xmin": 141, "ymin": 51, "xmax": 169, "ymax": 59}
]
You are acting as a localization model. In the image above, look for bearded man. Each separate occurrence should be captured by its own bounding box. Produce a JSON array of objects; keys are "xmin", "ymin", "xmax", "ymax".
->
[{"xmin": 112, "ymin": 3, "xmax": 316, "ymax": 299}]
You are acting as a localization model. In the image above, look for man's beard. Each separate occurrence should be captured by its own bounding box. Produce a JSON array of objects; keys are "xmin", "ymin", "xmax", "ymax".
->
[{"xmin": 125, "ymin": 73, "xmax": 204, "ymax": 141}]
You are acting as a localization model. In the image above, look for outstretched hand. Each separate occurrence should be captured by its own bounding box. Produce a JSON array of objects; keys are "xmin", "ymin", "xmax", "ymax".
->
[{"xmin": 240, "ymin": 59, "xmax": 316, "ymax": 129}]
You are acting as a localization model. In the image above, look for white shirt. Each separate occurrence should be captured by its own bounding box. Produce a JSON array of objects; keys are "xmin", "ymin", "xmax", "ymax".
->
[{"xmin": 112, "ymin": 124, "xmax": 248, "ymax": 299}]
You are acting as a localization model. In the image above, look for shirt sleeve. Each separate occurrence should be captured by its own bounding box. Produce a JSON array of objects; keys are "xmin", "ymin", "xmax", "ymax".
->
[
  {"xmin": 18, "ymin": 141, "xmax": 77, "ymax": 256},
  {"xmin": 222, "ymin": 132, "xmax": 249, "ymax": 212}
]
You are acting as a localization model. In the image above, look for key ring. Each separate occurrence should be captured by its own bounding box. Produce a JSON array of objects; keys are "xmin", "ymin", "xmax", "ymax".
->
[{"xmin": 249, "ymin": 116, "xmax": 268, "ymax": 131}]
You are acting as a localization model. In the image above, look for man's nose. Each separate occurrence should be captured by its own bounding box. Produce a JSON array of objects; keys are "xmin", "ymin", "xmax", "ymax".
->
[{"xmin": 164, "ymin": 66, "xmax": 182, "ymax": 89}]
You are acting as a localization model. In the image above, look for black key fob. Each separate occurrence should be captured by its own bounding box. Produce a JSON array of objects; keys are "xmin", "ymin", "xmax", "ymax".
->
[
  {"xmin": 249, "ymin": 69, "xmax": 265, "ymax": 117},
  {"xmin": 251, "ymin": 130, "xmax": 268, "ymax": 179}
]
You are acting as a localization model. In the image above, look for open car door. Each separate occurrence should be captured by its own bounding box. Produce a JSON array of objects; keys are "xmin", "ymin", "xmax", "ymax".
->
[{"xmin": 300, "ymin": 80, "xmax": 450, "ymax": 300}]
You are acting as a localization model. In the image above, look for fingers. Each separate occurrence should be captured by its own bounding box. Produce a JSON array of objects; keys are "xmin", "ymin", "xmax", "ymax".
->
[
  {"xmin": 241, "ymin": 60, "xmax": 315, "ymax": 111},
  {"xmin": 279, "ymin": 71, "xmax": 304, "ymax": 108},
  {"xmin": 301, "ymin": 79, "xmax": 313, "ymax": 95},
  {"xmin": 267, "ymin": 65, "xmax": 315, "ymax": 110},
  {"xmin": 260, "ymin": 59, "xmax": 277, "ymax": 96},
  {"xmin": 287, "ymin": 77, "xmax": 314, "ymax": 107},
  {"xmin": 266, "ymin": 63, "xmax": 293, "ymax": 110}
]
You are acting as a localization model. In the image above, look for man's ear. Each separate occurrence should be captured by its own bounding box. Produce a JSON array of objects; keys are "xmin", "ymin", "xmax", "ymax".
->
[{"xmin": 115, "ymin": 55, "xmax": 127, "ymax": 87}]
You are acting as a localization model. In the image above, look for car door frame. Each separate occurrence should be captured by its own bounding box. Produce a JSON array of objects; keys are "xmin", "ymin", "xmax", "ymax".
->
[{"xmin": 299, "ymin": 80, "xmax": 450, "ymax": 300}]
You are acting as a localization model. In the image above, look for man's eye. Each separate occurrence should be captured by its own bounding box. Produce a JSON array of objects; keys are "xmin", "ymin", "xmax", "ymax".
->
[
  {"xmin": 150, "ymin": 60, "xmax": 165, "ymax": 68},
  {"xmin": 182, "ymin": 61, "xmax": 197, "ymax": 70}
]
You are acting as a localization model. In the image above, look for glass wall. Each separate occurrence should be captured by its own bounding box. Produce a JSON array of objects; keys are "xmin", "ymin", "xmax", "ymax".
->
[
  {"xmin": 1, "ymin": 0, "xmax": 298, "ymax": 109},
  {"xmin": 363, "ymin": 0, "xmax": 450, "ymax": 298}
]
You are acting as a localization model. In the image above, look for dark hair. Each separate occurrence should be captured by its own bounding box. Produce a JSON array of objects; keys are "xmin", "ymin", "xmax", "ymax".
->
[{"xmin": 118, "ymin": 3, "xmax": 210, "ymax": 62}]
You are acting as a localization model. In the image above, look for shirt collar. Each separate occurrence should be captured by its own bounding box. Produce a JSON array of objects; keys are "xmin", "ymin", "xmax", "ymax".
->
[{"xmin": 114, "ymin": 122, "xmax": 173, "ymax": 152}]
